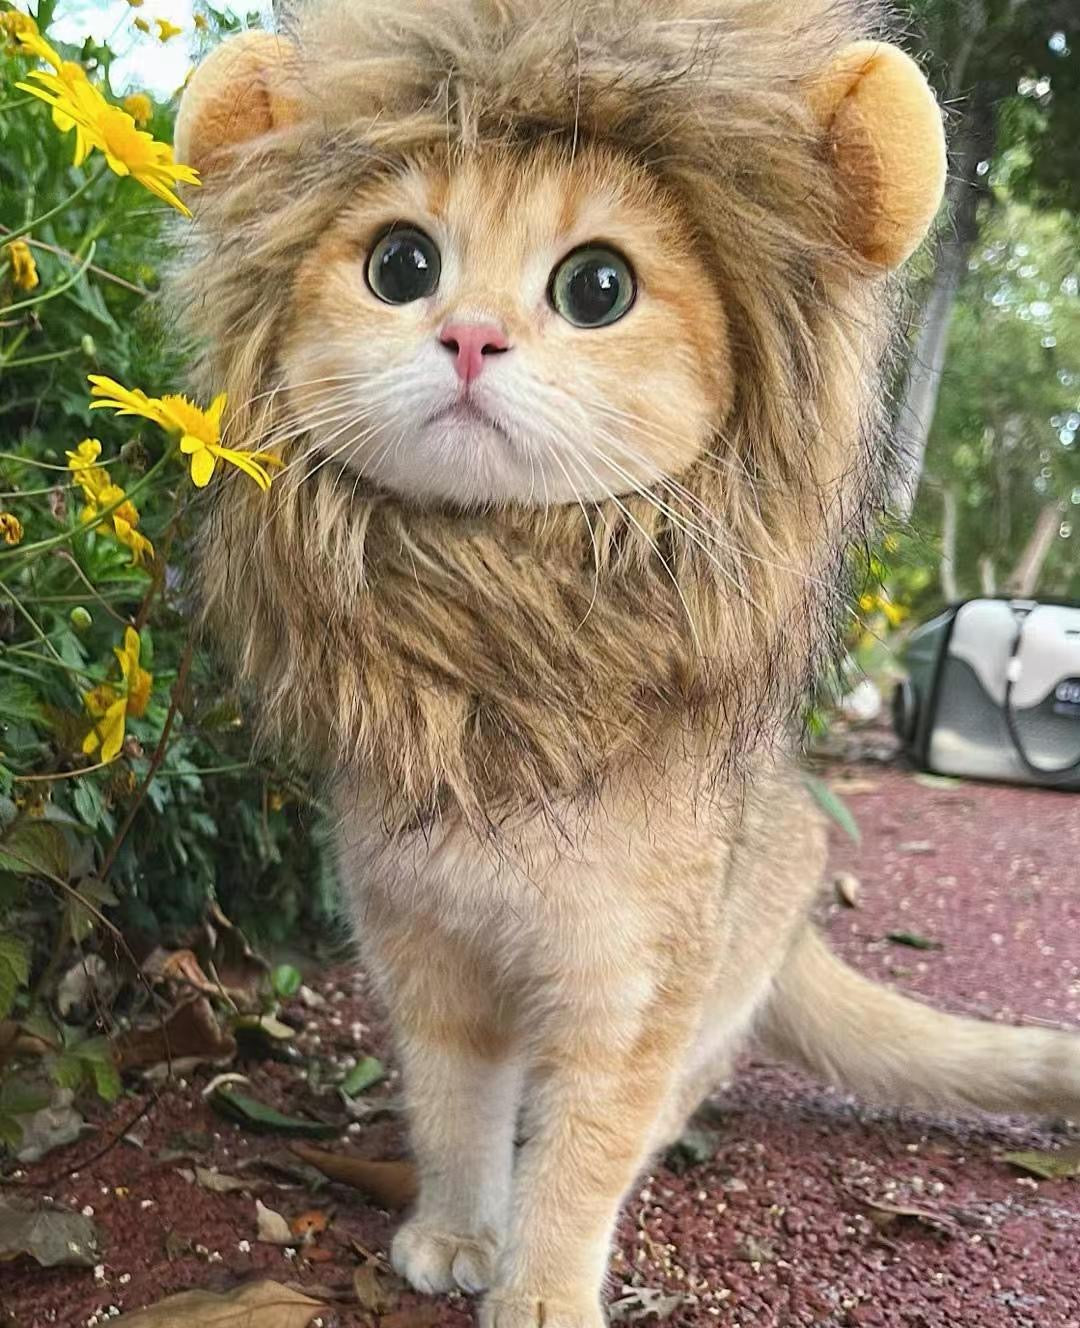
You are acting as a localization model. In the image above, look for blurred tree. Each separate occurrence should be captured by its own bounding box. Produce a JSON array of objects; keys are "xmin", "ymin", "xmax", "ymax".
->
[{"xmin": 895, "ymin": 0, "xmax": 1079, "ymax": 516}]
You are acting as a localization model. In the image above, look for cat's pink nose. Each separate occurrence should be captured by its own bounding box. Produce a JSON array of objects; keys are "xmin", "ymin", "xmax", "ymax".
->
[{"xmin": 439, "ymin": 321, "xmax": 510, "ymax": 385}]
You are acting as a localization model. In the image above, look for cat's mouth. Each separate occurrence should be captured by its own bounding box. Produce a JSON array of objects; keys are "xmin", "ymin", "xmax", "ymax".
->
[{"xmin": 428, "ymin": 398, "xmax": 510, "ymax": 442}]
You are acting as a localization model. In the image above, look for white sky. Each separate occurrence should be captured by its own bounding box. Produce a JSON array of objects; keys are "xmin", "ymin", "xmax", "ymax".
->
[{"xmin": 44, "ymin": 0, "xmax": 272, "ymax": 97}]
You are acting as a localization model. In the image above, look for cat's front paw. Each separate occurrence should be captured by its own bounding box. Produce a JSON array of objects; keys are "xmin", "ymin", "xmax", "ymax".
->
[
  {"xmin": 479, "ymin": 1290, "xmax": 605, "ymax": 1328},
  {"xmin": 391, "ymin": 1219, "xmax": 497, "ymax": 1295}
]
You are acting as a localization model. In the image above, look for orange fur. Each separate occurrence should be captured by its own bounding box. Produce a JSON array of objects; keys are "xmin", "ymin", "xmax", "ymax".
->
[{"xmin": 169, "ymin": 5, "xmax": 1075, "ymax": 1327}]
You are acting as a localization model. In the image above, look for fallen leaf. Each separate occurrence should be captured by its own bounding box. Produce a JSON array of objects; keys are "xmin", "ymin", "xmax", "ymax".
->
[
  {"xmin": 341, "ymin": 1055, "xmax": 386, "ymax": 1097},
  {"xmin": 1002, "ymin": 1147, "xmax": 1080, "ymax": 1181},
  {"xmin": 609, "ymin": 1287, "xmax": 688, "ymax": 1323},
  {"xmin": 290, "ymin": 1210, "xmax": 329, "ymax": 1241},
  {"xmin": 14, "ymin": 1087, "xmax": 86, "ymax": 1163},
  {"xmin": 211, "ymin": 1086, "xmax": 339, "ymax": 1138},
  {"xmin": 163, "ymin": 1229, "xmax": 191, "ymax": 1261},
  {"xmin": 897, "ymin": 841, "xmax": 935, "ymax": 855},
  {"xmin": 354, "ymin": 1259, "xmax": 400, "ymax": 1313},
  {"xmin": 113, "ymin": 1280, "xmax": 325, "ymax": 1326},
  {"xmin": 290, "ymin": 1143, "xmax": 419, "ymax": 1209},
  {"xmin": 0, "ymin": 1196, "xmax": 99, "ymax": 1267},
  {"xmin": 912, "ymin": 773, "xmax": 965, "ymax": 790},
  {"xmin": 664, "ymin": 1126, "xmax": 720, "ymax": 1174},
  {"xmin": 256, "ymin": 1199, "xmax": 296, "ymax": 1246},
  {"xmin": 861, "ymin": 1197, "xmax": 958, "ymax": 1237},
  {"xmin": 886, "ymin": 931, "xmax": 944, "ymax": 952},
  {"xmin": 56, "ymin": 954, "xmax": 118, "ymax": 1019},
  {"xmin": 115, "ymin": 996, "xmax": 236, "ymax": 1072},
  {"xmin": 833, "ymin": 872, "xmax": 862, "ymax": 908},
  {"xmin": 735, "ymin": 1235, "xmax": 777, "ymax": 1263},
  {"xmin": 178, "ymin": 1166, "xmax": 262, "ymax": 1195},
  {"xmin": 205, "ymin": 901, "xmax": 270, "ymax": 994},
  {"xmin": 804, "ymin": 774, "xmax": 860, "ymax": 845}
]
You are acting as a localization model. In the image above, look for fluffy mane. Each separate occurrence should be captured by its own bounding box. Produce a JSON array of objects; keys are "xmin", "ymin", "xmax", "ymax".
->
[{"xmin": 175, "ymin": 0, "xmax": 903, "ymax": 831}]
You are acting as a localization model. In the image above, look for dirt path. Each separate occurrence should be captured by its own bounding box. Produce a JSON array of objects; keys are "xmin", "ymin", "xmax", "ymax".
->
[{"xmin": 4, "ymin": 766, "xmax": 1079, "ymax": 1328}]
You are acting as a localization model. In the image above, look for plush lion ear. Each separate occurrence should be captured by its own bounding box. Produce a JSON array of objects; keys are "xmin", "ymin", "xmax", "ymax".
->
[
  {"xmin": 806, "ymin": 41, "xmax": 947, "ymax": 270},
  {"xmin": 174, "ymin": 31, "xmax": 301, "ymax": 177}
]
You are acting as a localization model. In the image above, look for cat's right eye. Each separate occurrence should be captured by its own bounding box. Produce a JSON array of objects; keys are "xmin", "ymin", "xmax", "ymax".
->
[{"xmin": 367, "ymin": 226, "xmax": 442, "ymax": 305}]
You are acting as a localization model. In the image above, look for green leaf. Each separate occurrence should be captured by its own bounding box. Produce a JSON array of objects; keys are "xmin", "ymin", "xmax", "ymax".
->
[
  {"xmin": 272, "ymin": 964, "xmax": 302, "ymax": 999},
  {"xmin": 0, "ymin": 1077, "xmax": 52, "ymax": 1118},
  {"xmin": 886, "ymin": 931, "xmax": 944, "ymax": 951},
  {"xmin": 64, "ymin": 877, "xmax": 118, "ymax": 945},
  {"xmin": 71, "ymin": 779, "xmax": 106, "ymax": 832},
  {"xmin": 0, "ymin": 934, "xmax": 30, "ymax": 1020},
  {"xmin": 803, "ymin": 775, "xmax": 860, "ymax": 845},
  {"xmin": 1003, "ymin": 1147, "xmax": 1080, "ymax": 1181},
  {"xmin": 340, "ymin": 1056, "xmax": 385, "ymax": 1097},
  {"xmin": 210, "ymin": 1086, "xmax": 340, "ymax": 1138},
  {"xmin": 0, "ymin": 821, "xmax": 70, "ymax": 881}
]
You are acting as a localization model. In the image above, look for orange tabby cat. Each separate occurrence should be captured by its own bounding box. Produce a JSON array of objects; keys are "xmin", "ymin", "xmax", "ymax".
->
[{"xmin": 172, "ymin": 3, "xmax": 1080, "ymax": 1324}]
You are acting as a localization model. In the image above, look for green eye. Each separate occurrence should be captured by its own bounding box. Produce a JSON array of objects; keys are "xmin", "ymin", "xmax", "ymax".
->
[
  {"xmin": 367, "ymin": 225, "xmax": 442, "ymax": 304},
  {"xmin": 550, "ymin": 245, "xmax": 636, "ymax": 328}
]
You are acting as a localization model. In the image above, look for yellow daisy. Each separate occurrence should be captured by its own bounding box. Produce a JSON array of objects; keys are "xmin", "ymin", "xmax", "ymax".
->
[
  {"xmin": 122, "ymin": 92, "xmax": 153, "ymax": 126},
  {"xmin": 82, "ymin": 628, "xmax": 152, "ymax": 762},
  {"xmin": 0, "ymin": 512, "xmax": 24, "ymax": 546}
]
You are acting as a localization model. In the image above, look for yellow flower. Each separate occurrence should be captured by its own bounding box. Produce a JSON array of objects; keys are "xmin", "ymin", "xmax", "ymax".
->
[
  {"xmin": 88, "ymin": 375, "xmax": 279, "ymax": 490},
  {"xmin": 0, "ymin": 512, "xmax": 24, "ymax": 546},
  {"xmin": 193, "ymin": 12, "xmax": 208, "ymax": 30},
  {"xmin": 133, "ymin": 16, "xmax": 150, "ymax": 33},
  {"xmin": 122, "ymin": 92, "xmax": 153, "ymax": 126},
  {"xmin": 154, "ymin": 17, "xmax": 182, "ymax": 42},
  {"xmin": 5, "ymin": 239, "xmax": 38, "ymax": 290},
  {"xmin": 0, "ymin": 9, "xmax": 36, "ymax": 48},
  {"xmin": 16, "ymin": 55, "xmax": 200, "ymax": 215},
  {"xmin": 857, "ymin": 593, "xmax": 877, "ymax": 615},
  {"xmin": 66, "ymin": 437, "xmax": 155, "ymax": 567},
  {"xmin": 82, "ymin": 628, "xmax": 152, "ymax": 762},
  {"xmin": 125, "ymin": 0, "xmax": 144, "ymax": 7}
]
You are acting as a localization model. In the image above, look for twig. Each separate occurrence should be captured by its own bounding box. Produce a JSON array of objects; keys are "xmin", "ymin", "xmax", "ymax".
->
[{"xmin": 0, "ymin": 225, "xmax": 151, "ymax": 297}]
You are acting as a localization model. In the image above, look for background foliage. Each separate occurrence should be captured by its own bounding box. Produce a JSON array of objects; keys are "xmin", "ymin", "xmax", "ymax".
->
[{"xmin": 1, "ymin": 1, "xmax": 340, "ymax": 1144}]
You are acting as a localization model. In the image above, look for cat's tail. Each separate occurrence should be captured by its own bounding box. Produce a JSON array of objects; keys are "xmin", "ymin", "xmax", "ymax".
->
[{"xmin": 759, "ymin": 925, "xmax": 1080, "ymax": 1117}]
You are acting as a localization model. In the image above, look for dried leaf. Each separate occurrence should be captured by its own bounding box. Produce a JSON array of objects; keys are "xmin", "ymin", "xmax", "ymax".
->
[
  {"xmin": 112, "ymin": 1280, "xmax": 325, "ymax": 1327},
  {"xmin": 1002, "ymin": 1147, "xmax": 1080, "ymax": 1181},
  {"xmin": 179, "ymin": 1166, "xmax": 262, "ymax": 1195},
  {"xmin": 115, "ymin": 997, "xmax": 236, "ymax": 1072},
  {"xmin": 354, "ymin": 1260, "xmax": 399, "ymax": 1314},
  {"xmin": 833, "ymin": 872, "xmax": 861, "ymax": 908},
  {"xmin": 861, "ymin": 1197, "xmax": 958, "ymax": 1237},
  {"xmin": 290, "ymin": 1143, "xmax": 419, "ymax": 1209},
  {"xmin": 256, "ymin": 1199, "xmax": 296, "ymax": 1246},
  {"xmin": 290, "ymin": 1210, "xmax": 329, "ymax": 1241},
  {"xmin": 56, "ymin": 954, "xmax": 118, "ymax": 1019},
  {"xmin": 14, "ymin": 1088, "xmax": 85, "ymax": 1163},
  {"xmin": 609, "ymin": 1287, "xmax": 688, "ymax": 1323},
  {"xmin": 0, "ymin": 1196, "xmax": 99, "ymax": 1267},
  {"xmin": 211, "ymin": 1086, "xmax": 339, "ymax": 1138},
  {"xmin": 664, "ymin": 1126, "xmax": 720, "ymax": 1174}
]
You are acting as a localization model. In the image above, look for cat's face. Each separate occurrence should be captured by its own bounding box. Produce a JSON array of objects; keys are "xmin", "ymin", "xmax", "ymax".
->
[{"xmin": 281, "ymin": 145, "xmax": 732, "ymax": 508}]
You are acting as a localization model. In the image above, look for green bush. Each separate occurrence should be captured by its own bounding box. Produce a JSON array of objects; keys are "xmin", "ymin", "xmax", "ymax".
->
[{"xmin": 0, "ymin": 2, "xmax": 340, "ymax": 1128}]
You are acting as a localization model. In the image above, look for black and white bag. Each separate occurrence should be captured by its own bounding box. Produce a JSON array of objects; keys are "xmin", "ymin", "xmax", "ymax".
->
[{"xmin": 893, "ymin": 598, "xmax": 1080, "ymax": 790}]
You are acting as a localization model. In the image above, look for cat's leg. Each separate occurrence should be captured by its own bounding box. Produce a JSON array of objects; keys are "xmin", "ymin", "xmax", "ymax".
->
[
  {"xmin": 363, "ymin": 911, "xmax": 520, "ymax": 1295},
  {"xmin": 481, "ymin": 976, "xmax": 702, "ymax": 1328}
]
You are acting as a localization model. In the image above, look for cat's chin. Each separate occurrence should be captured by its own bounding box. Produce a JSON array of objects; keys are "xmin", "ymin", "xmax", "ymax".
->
[{"xmin": 345, "ymin": 413, "xmax": 589, "ymax": 511}]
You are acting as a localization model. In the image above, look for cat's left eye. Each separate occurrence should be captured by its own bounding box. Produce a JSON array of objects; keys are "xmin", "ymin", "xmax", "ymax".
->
[
  {"xmin": 367, "ymin": 225, "xmax": 442, "ymax": 305},
  {"xmin": 549, "ymin": 245, "xmax": 636, "ymax": 328}
]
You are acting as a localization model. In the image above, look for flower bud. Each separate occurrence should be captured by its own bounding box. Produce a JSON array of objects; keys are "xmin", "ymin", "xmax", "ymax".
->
[{"xmin": 69, "ymin": 606, "xmax": 93, "ymax": 633}]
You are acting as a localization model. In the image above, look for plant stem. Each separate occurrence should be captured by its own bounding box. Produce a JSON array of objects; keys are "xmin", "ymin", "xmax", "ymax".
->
[
  {"xmin": 2, "ymin": 346, "xmax": 81, "ymax": 370},
  {"xmin": 2, "ymin": 164, "xmax": 108, "ymax": 248},
  {"xmin": 0, "ymin": 240, "xmax": 96, "ymax": 321}
]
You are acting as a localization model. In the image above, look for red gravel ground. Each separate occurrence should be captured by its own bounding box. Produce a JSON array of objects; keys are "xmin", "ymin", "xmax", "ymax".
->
[{"xmin": 3, "ymin": 765, "xmax": 1079, "ymax": 1328}]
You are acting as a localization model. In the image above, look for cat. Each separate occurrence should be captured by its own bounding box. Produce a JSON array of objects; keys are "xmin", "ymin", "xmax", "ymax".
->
[{"xmin": 171, "ymin": 2, "xmax": 1080, "ymax": 1325}]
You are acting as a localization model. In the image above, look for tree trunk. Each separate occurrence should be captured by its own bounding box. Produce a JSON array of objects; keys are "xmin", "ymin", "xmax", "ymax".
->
[
  {"xmin": 1004, "ymin": 503, "xmax": 1066, "ymax": 598},
  {"xmin": 940, "ymin": 486, "xmax": 959, "ymax": 602},
  {"xmin": 891, "ymin": 117, "xmax": 990, "ymax": 519},
  {"xmin": 979, "ymin": 556, "xmax": 997, "ymax": 596}
]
